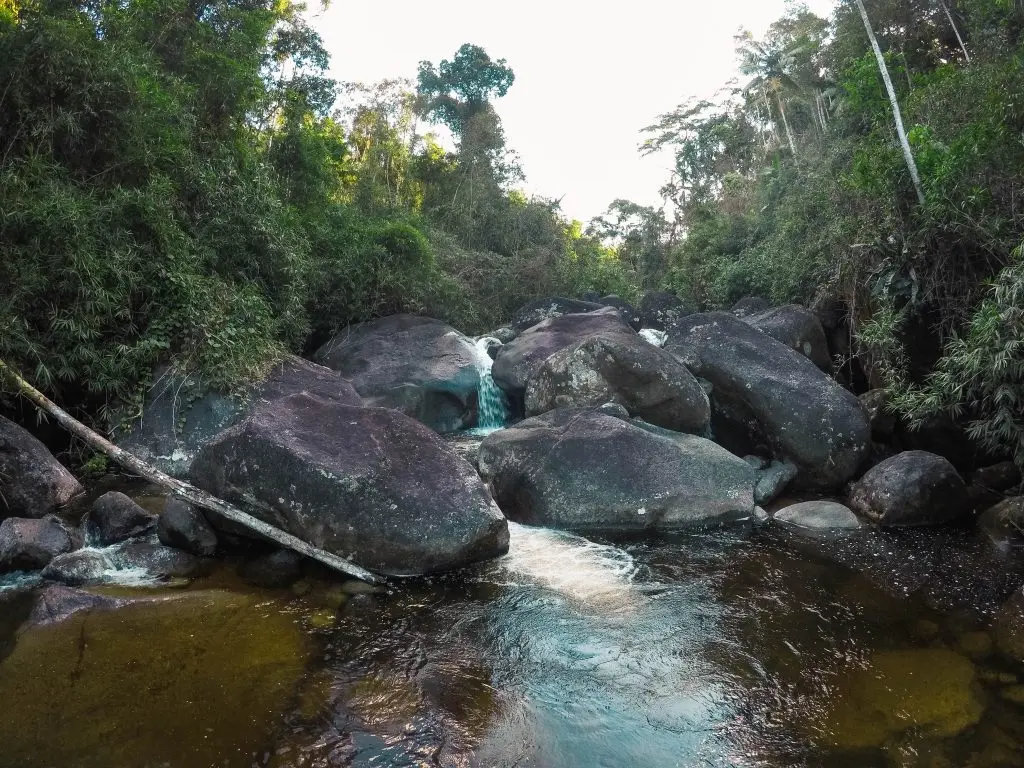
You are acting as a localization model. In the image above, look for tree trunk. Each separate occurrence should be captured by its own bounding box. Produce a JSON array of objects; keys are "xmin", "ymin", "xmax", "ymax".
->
[
  {"xmin": 938, "ymin": 0, "xmax": 971, "ymax": 62},
  {"xmin": 775, "ymin": 90, "xmax": 798, "ymax": 158},
  {"xmin": 853, "ymin": 0, "xmax": 926, "ymax": 206},
  {"xmin": 0, "ymin": 359, "xmax": 383, "ymax": 584}
]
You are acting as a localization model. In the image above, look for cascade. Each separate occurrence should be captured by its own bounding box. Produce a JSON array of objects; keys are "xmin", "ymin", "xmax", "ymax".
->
[{"xmin": 473, "ymin": 337, "xmax": 511, "ymax": 431}]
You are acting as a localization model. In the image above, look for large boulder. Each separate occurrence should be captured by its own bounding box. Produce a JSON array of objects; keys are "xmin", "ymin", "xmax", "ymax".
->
[
  {"xmin": 0, "ymin": 515, "xmax": 75, "ymax": 572},
  {"xmin": 493, "ymin": 307, "xmax": 636, "ymax": 400},
  {"xmin": 118, "ymin": 356, "xmax": 361, "ymax": 478},
  {"xmin": 848, "ymin": 451, "xmax": 970, "ymax": 527},
  {"xmin": 743, "ymin": 304, "xmax": 832, "ymax": 372},
  {"xmin": 0, "ymin": 416, "xmax": 82, "ymax": 519},
  {"xmin": 190, "ymin": 393, "xmax": 509, "ymax": 576},
  {"xmin": 596, "ymin": 295, "xmax": 642, "ymax": 330},
  {"xmin": 509, "ymin": 297, "xmax": 604, "ymax": 333},
  {"xmin": 666, "ymin": 313, "xmax": 870, "ymax": 489},
  {"xmin": 157, "ymin": 497, "xmax": 218, "ymax": 557},
  {"xmin": 640, "ymin": 292, "xmax": 691, "ymax": 331},
  {"xmin": 84, "ymin": 491, "xmax": 156, "ymax": 545},
  {"xmin": 524, "ymin": 332, "xmax": 710, "ymax": 434},
  {"xmin": 774, "ymin": 501, "xmax": 863, "ymax": 531},
  {"xmin": 730, "ymin": 296, "xmax": 771, "ymax": 317},
  {"xmin": 314, "ymin": 314, "xmax": 483, "ymax": 433},
  {"xmin": 477, "ymin": 408, "xmax": 756, "ymax": 532}
]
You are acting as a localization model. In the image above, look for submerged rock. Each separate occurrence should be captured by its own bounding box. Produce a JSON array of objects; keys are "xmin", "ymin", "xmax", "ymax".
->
[
  {"xmin": 190, "ymin": 393, "xmax": 509, "ymax": 576},
  {"xmin": 524, "ymin": 331, "xmax": 710, "ymax": 434},
  {"xmin": 478, "ymin": 408, "xmax": 755, "ymax": 531},
  {"xmin": 743, "ymin": 303, "xmax": 832, "ymax": 372},
  {"xmin": 774, "ymin": 501, "xmax": 862, "ymax": 531},
  {"xmin": 314, "ymin": 314, "xmax": 483, "ymax": 433},
  {"xmin": 157, "ymin": 497, "xmax": 218, "ymax": 557},
  {"xmin": 995, "ymin": 586, "xmax": 1024, "ymax": 664},
  {"xmin": 84, "ymin": 491, "xmax": 156, "ymax": 545},
  {"xmin": 26, "ymin": 584, "xmax": 128, "ymax": 626},
  {"xmin": 0, "ymin": 416, "xmax": 82, "ymax": 519},
  {"xmin": 849, "ymin": 451, "xmax": 970, "ymax": 527},
  {"xmin": 666, "ymin": 312, "xmax": 870, "ymax": 489},
  {"xmin": 509, "ymin": 297, "xmax": 604, "ymax": 333},
  {"xmin": 0, "ymin": 515, "xmax": 75, "ymax": 573}
]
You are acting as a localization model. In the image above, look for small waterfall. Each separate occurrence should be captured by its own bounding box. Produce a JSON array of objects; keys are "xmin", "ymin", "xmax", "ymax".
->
[{"xmin": 474, "ymin": 337, "xmax": 511, "ymax": 432}]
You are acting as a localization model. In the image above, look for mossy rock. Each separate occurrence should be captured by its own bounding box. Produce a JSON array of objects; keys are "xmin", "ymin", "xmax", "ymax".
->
[
  {"xmin": 0, "ymin": 590, "xmax": 311, "ymax": 767},
  {"xmin": 819, "ymin": 648, "xmax": 984, "ymax": 750}
]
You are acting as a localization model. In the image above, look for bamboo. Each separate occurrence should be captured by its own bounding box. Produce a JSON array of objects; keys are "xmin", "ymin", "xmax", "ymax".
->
[{"xmin": 0, "ymin": 359, "xmax": 382, "ymax": 584}]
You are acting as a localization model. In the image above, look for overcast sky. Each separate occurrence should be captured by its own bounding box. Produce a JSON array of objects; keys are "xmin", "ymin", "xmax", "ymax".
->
[{"xmin": 312, "ymin": 0, "xmax": 838, "ymax": 224}]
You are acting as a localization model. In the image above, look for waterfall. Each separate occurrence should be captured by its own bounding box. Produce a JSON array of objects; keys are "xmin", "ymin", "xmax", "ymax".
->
[{"xmin": 474, "ymin": 337, "xmax": 511, "ymax": 432}]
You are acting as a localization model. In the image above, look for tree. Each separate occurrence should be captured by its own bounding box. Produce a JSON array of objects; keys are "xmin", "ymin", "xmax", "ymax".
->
[{"xmin": 415, "ymin": 43, "xmax": 515, "ymax": 137}]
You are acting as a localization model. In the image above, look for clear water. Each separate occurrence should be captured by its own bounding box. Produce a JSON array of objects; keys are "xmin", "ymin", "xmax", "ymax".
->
[{"xmin": 474, "ymin": 337, "xmax": 511, "ymax": 431}]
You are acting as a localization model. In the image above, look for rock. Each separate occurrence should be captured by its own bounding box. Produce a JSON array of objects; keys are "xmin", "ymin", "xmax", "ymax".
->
[
  {"xmin": 973, "ymin": 462, "xmax": 1022, "ymax": 493},
  {"xmin": 666, "ymin": 312, "xmax": 870, "ymax": 489},
  {"xmin": 190, "ymin": 393, "xmax": 509, "ymax": 576},
  {"xmin": 119, "ymin": 356, "xmax": 361, "ymax": 478},
  {"xmin": 475, "ymin": 335, "xmax": 503, "ymax": 361},
  {"xmin": 596, "ymin": 295, "xmax": 643, "ymax": 329},
  {"xmin": 314, "ymin": 314, "xmax": 485, "ymax": 433},
  {"xmin": 980, "ymin": 497, "xmax": 1024, "ymax": 551},
  {"xmin": 26, "ymin": 584, "xmax": 128, "ymax": 626},
  {"xmin": 894, "ymin": 414, "xmax": 982, "ymax": 473},
  {"xmin": 40, "ymin": 549, "xmax": 113, "ymax": 586},
  {"xmin": 509, "ymin": 297, "xmax": 604, "ymax": 333},
  {"xmin": 524, "ymin": 332, "xmax": 710, "ymax": 434},
  {"xmin": 994, "ymin": 586, "xmax": 1024, "ymax": 664},
  {"xmin": 493, "ymin": 307, "xmax": 636, "ymax": 400},
  {"xmin": 157, "ymin": 497, "xmax": 218, "ymax": 557},
  {"xmin": 85, "ymin": 491, "xmax": 156, "ymax": 545},
  {"xmin": 640, "ymin": 292, "xmax": 691, "ymax": 331},
  {"xmin": 488, "ymin": 327, "xmax": 516, "ymax": 344},
  {"xmin": 112, "ymin": 539, "xmax": 205, "ymax": 579},
  {"xmin": 860, "ymin": 389, "xmax": 897, "ymax": 441},
  {"xmin": 849, "ymin": 451, "xmax": 970, "ymax": 527},
  {"xmin": 0, "ymin": 416, "xmax": 82, "ymax": 519},
  {"xmin": 0, "ymin": 516, "xmax": 74, "ymax": 572},
  {"xmin": 598, "ymin": 401, "xmax": 632, "ymax": 420},
  {"xmin": 638, "ymin": 328, "xmax": 667, "ymax": 347},
  {"xmin": 239, "ymin": 549, "xmax": 304, "ymax": 589},
  {"xmin": 754, "ymin": 460, "xmax": 798, "ymax": 505},
  {"xmin": 477, "ymin": 408, "xmax": 755, "ymax": 531},
  {"xmin": 730, "ymin": 296, "xmax": 771, "ymax": 317},
  {"xmin": 774, "ymin": 501, "xmax": 863, "ymax": 530},
  {"xmin": 744, "ymin": 304, "xmax": 832, "ymax": 372}
]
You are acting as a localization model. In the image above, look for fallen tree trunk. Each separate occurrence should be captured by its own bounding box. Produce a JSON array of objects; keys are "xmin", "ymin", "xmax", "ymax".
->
[{"xmin": 0, "ymin": 359, "xmax": 382, "ymax": 584}]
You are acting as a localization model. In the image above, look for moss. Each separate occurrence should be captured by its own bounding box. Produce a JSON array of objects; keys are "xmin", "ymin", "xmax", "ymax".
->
[{"xmin": 0, "ymin": 590, "xmax": 311, "ymax": 768}]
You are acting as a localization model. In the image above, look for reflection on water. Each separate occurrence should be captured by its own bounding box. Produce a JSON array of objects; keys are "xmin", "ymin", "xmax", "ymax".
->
[{"xmin": 1, "ymin": 524, "xmax": 1024, "ymax": 767}]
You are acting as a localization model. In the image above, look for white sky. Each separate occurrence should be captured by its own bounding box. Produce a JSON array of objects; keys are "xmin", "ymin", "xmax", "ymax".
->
[{"xmin": 312, "ymin": 0, "xmax": 838, "ymax": 224}]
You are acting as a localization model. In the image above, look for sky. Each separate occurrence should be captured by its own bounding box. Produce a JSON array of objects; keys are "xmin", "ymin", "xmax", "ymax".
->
[{"xmin": 311, "ymin": 0, "xmax": 838, "ymax": 224}]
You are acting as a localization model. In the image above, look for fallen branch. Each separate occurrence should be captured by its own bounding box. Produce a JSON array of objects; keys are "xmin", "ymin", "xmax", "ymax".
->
[{"xmin": 0, "ymin": 359, "xmax": 382, "ymax": 584}]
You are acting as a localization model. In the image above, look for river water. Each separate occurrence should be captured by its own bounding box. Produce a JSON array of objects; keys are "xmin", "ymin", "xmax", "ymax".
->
[{"xmin": 2, "ymin": 516, "xmax": 1023, "ymax": 768}]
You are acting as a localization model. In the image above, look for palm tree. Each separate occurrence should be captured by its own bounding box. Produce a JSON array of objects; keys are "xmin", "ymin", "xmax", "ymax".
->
[
  {"xmin": 737, "ymin": 32, "xmax": 803, "ymax": 158},
  {"xmin": 852, "ymin": 0, "xmax": 926, "ymax": 205}
]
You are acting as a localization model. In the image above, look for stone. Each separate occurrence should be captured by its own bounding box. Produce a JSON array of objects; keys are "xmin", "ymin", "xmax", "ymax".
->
[
  {"xmin": 774, "ymin": 500, "xmax": 863, "ymax": 530},
  {"xmin": 190, "ymin": 393, "xmax": 509, "ymax": 576},
  {"xmin": 979, "ymin": 497, "xmax": 1024, "ymax": 551},
  {"xmin": 0, "ymin": 515, "xmax": 74, "ymax": 572},
  {"xmin": 477, "ymin": 408, "xmax": 756, "ymax": 531},
  {"xmin": 994, "ymin": 586, "xmax": 1024, "ymax": 664},
  {"xmin": 41, "ymin": 549, "xmax": 113, "ymax": 586},
  {"xmin": 314, "ymin": 314, "xmax": 484, "ymax": 433},
  {"xmin": 973, "ymin": 462, "xmax": 1022, "ymax": 493},
  {"xmin": 0, "ymin": 416, "xmax": 82, "ymax": 519},
  {"xmin": 26, "ymin": 584, "xmax": 128, "ymax": 627},
  {"xmin": 112, "ymin": 539, "xmax": 205, "ymax": 580},
  {"xmin": 524, "ymin": 332, "xmax": 710, "ymax": 434},
  {"xmin": 84, "ymin": 491, "xmax": 156, "ymax": 545},
  {"xmin": 596, "ymin": 294, "xmax": 643, "ymax": 329},
  {"xmin": 639, "ymin": 291, "xmax": 692, "ymax": 331},
  {"xmin": 493, "ymin": 307, "xmax": 636, "ymax": 400},
  {"xmin": 509, "ymin": 297, "xmax": 604, "ymax": 333},
  {"xmin": 666, "ymin": 312, "xmax": 870, "ymax": 489},
  {"xmin": 239, "ymin": 549, "xmax": 304, "ymax": 589},
  {"xmin": 730, "ymin": 296, "xmax": 771, "ymax": 317},
  {"xmin": 157, "ymin": 497, "xmax": 218, "ymax": 557},
  {"xmin": 860, "ymin": 389, "xmax": 897, "ymax": 440},
  {"xmin": 119, "ymin": 356, "xmax": 361, "ymax": 478},
  {"xmin": 744, "ymin": 303, "xmax": 832, "ymax": 371},
  {"xmin": 754, "ymin": 460, "xmax": 798, "ymax": 505},
  {"xmin": 849, "ymin": 451, "xmax": 970, "ymax": 527}
]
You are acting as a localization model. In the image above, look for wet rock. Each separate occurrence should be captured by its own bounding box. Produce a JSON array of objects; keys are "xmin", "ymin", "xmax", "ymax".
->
[
  {"xmin": 744, "ymin": 304, "xmax": 832, "ymax": 371},
  {"xmin": 493, "ymin": 307, "xmax": 636, "ymax": 400},
  {"xmin": 640, "ymin": 291, "xmax": 691, "ymax": 331},
  {"xmin": 26, "ymin": 584, "xmax": 127, "ymax": 626},
  {"xmin": 0, "ymin": 416, "xmax": 82, "ymax": 519},
  {"xmin": 157, "ymin": 497, "xmax": 218, "ymax": 557},
  {"xmin": 666, "ymin": 312, "xmax": 870, "ymax": 489},
  {"xmin": 315, "ymin": 314, "xmax": 483, "ymax": 433},
  {"xmin": 860, "ymin": 389, "xmax": 897, "ymax": 441},
  {"xmin": 994, "ymin": 586, "xmax": 1024, "ymax": 664},
  {"xmin": 819, "ymin": 648, "xmax": 984, "ymax": 749},
  {"xmin": 979, "ymin": 497, "xmax": 1024, "ymax": 551},
  {"xmin": 191, "ymin": 393, "xmax": 508, "ymax": 576},
  {"xmin": 239, "ymin": 549, "xmax": 304, "ymax": 589},
  {"xmin": 509, "ymin": 297, "xmax": 604, "ymax": 333},
  {"xmin": 849, "ymin": 451, "xmax": 970, "ymax": 527},
  {"xmin": 112, "ymin": 539, "xmax": 205, "ymax": 579},
  {"xmin": 0, "ymin": 515, "xmax": 74, "ymax": 572},
  {"xmin": 596, "ymin": 294, "xmax": 642, "ymax": 329},
  {"xmin": 85, "ymin": 491, "xmax": 156, "ymax": 545},
  {"xmin": 524, "ymin": 332, "xmax": 710, "ymax": 434},
  {"xmin": 119, "ymin": 356, "xmax": 361, "ymax": 478},
  {"xmin": 478, "ymin": 408, "xmax": 755, "ymax": 531},
  {"xmin": 730, "ymin": 296, "xmax": 771, "ymax": 317},
  {"xmin": 973, "ymin": 462, "xmax": 1022, "ymax": 493},
  {"xmin": 41, "ymin": 549, "xmax": 113, "ymax": 586},
  {"xmin": 754, "ymin": 460, "xmax": 798, "ymax": 505}
]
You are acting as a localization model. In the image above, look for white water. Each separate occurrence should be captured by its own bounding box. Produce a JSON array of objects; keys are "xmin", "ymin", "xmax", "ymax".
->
[{"xmin": 473, "ymin": 337, "xmax": 511, "ymax": 431}]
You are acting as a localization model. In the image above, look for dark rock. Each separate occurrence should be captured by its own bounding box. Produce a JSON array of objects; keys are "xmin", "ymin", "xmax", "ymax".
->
[
  {"xmin": 85, "ymin": 491, "xmax": 156, "ymax": 545},
  {"xmin": 979, "ymin": 497, "xmax": 1024, "ymax": 551},
  {"xmin": 666, "ymin": 313, "xmax": 870, "ymax": 489},
  {"xmin": 0, "ymin": 416, "xmax": 82, "ymax": 519},
  {"xmin": 509, "ymin": 297, "xmax": 604, "ymax": 333},
  {"xmin": 41, "ymin": 549, "xmax": 113, "ymax": 586},
  {"xmin": 973, "ymin": 462, "xmax": 1022, "ymax": 493},
  {"xmin": 640, "ymin": 292, "xmax": 692, "ymax": 331},
  {"xmin": 493, "ymin": 307, "xmax": 636, "ymax": 400},
  {"xmin": 598, "ymin": 401, "xmax": 632, "ymax": 420},
  {"xmin": 860, "ymin": 389, "xmax": 897, "ymax": 441},
  {"xmin": 731, "ymin": 296, "xmax": 771, "ymax": 317},
  {"xmin": 112, "ymin": 538, "xmax": 205, "ymax": 579},
  {"xmin": 744, "ymin": 304, "xmax": 832, "ymax": 372},
  {"xmin": 157, "ymin": 497, "xmax": 218, "ymax": 557},
  {"xmin": 994, "ymin": 586, "xmax": 1024, "ymax": 664},
  {"xmin": 477, "ymin": 408, "xmax": 755, "ymax": 532},
  {"xmin": 119, "ymin": 356, "xmax": 361, "ymax": 478},
  {"xmin": 190, "ymin": 393, "xmax": 509, "ymax": 576},
  {"xmin": 848, "ymin": 451, "xmax": 970, "ymax": 527},
  {"xmin": 524, "ymin": 332, "xmax": 710, "ymax": 434},
  {"xmin": 27, "ymin": 585, "xmax": 127, "ymax": 627},
  {"xmin": 239, "ymin": 549, "xmax": 304, "ymax": 589},
  {"xmin": 314, "ymin": 314, "xmax": 483, "ymax": 433},
  {"xmin": 487, "ymin": 327, "xmax": 516, "ymax": 345},
  {"xmin": 0, "ymin": 515, "xmax": 74, "ymax": 572},
  {"xmin": 754, "ymin": 460, "xmax": 798, "ymax": 505},
  {"xmin": 774, "ymin": 501, "xmax": 863, "ymax": 531},
  {"xmin": 476, "ymin": 336, "xmax": 504, "ymax": 361},
  {"xmin": 597, "ymin": 295, "xmax": 643, "ymax": 330},
  {"xmin": 894, "ymin": 414, "xmax": 983, "ymax": 473}
]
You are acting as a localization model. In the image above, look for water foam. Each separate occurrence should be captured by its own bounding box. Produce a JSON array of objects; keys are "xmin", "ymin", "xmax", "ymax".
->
[{"xmin": 473, "ymin": 337, "xmax": 511, "ymax": 430}]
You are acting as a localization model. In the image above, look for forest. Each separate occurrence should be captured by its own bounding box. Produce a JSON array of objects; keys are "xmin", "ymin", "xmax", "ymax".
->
[{"xmin": 1, "ymin": 0, "xmax": 1023, "ymax": 467}]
